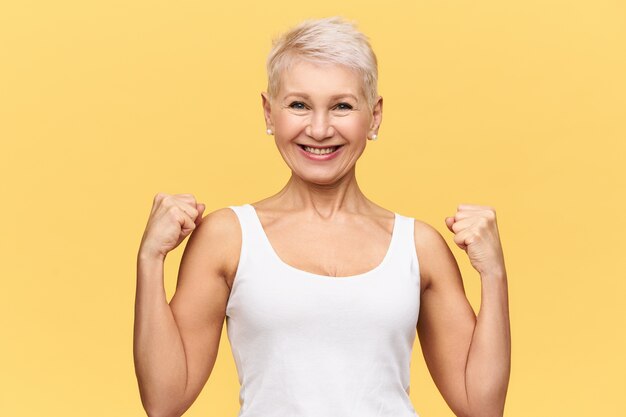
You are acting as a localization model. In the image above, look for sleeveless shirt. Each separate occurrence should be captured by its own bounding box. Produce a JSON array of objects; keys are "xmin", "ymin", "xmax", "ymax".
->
[{"xmin": 225, "ymin": 203, "xmax": 421, "ymax": 417}]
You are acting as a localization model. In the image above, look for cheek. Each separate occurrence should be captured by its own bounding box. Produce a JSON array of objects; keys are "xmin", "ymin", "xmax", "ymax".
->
[
  {"xmin": 336, "ymin": 117, "xmax": 369, "ymax": 137},
  {"xmin": 275, "ymin": 113, "xmax": 302, "ymax": 132},
  {"xmin": 274, "ymin": 112, "xmax": 370, "ymax": 138}
]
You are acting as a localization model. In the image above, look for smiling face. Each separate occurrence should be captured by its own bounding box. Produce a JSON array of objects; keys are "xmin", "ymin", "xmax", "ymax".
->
[{"xmin": 262, "ymin": 59, "xmax": 382, "ymax": 185}]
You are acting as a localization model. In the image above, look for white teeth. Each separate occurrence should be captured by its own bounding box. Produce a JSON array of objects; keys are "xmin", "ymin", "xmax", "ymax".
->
[{"xmin": 303, "ymin": 146, "xmax": 338, "ymax": 155}]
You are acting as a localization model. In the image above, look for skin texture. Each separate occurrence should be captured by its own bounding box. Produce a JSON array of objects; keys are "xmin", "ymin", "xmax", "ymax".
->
[{"xmin": 134, "ymin": 59, "xmax": 510, "ymax": 417}]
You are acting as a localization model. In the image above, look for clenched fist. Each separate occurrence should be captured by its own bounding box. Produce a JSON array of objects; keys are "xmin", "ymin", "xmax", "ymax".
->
[
  {"xmin": 445, "ymin": 204, "xmax": 506, "ymax": 277},
  {"xmin": 138, "ymin": 193, "xmax": 206, "ymax": 260}
]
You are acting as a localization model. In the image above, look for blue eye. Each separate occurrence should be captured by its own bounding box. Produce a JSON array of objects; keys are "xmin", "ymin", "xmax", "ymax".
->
[
  {"xmin": 289, "ymin": 101, "xmax": 306, "ymax": 110},
  {"xmin": 288, "ymin": 101, "xmax": 353, "ymax": 111}
]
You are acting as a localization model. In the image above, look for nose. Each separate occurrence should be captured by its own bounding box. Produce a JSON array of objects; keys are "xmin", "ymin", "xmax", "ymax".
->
[{"xmin": 305, "ymin": 110, "xmax": 335, "ymax": 141}]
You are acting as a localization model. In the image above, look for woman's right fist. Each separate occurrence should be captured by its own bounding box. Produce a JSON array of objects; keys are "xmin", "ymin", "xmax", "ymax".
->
[{"xmin": 138, "ymin": 193, "xmax": 206, "ymax": 260}]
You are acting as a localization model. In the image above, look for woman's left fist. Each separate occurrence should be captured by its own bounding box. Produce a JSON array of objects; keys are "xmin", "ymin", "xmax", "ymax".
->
[{"xmin": 445, "ymin": 204, "xmax": 506, "ymax": 277}]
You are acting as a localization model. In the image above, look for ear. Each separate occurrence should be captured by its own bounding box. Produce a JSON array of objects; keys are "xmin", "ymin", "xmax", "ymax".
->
[
  {"xmin": 261, "ymin": 92, "xmax": 274, "ymax": 131},
  {"xmin": 369, "ymin": 95, "xmax": 383, "ymax": 135}
]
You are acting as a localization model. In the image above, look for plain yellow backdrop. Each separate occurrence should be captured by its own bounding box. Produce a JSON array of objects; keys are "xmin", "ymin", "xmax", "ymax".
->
[{"xmin": 1, "ymin": 0, "xmax": 624, "ymax": 416}]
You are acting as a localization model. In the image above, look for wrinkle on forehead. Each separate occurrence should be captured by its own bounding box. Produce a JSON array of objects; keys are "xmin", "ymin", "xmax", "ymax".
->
[{"xmin": 277, "ymin": 58, "xmax": 365, "ymax": 103}]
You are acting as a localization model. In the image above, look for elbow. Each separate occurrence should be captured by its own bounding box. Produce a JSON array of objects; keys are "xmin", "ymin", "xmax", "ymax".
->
[
  {"xmin": 145, "ymin": 406, "xmax": 183, "ymax": 417},
  {"xmin": 464, "ymin": 378, "xmax": 509, "ymax": 417},
  {"xmin": 473, "ymin": 410, "xmax": 504, "ymax": 417},
  {"xmin": 138, "ymin": 381, "xmax": 188, "ymax": 417},
  {"xmin": 464, "ymin": 398, "xmax": 506, "ymax": 417},
  {"xmin": 459, "ymin": 408, "xmax": 503, "ymax": 417},
  {"xmin": 142, "ymin": 396, "xmax": 184, "ymax": 417}
]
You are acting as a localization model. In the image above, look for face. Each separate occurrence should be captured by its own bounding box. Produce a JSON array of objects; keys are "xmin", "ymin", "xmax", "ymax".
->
[{"xmin": 261, "ymin": 59, "xmax": 382, "ymax": 185}]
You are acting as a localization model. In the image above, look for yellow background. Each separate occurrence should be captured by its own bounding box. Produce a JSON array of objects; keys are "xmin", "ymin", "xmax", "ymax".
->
[{"xmin": 2, "ymin": 0, "xmax": 624, "ymax": 415}]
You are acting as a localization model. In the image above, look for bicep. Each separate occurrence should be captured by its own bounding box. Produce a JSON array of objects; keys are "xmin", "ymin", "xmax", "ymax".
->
[
  {"xmin": 168, "ymin": 207, "xmax": 240, "ymax": 411},
  {"xmin": 415, "ymin": 220, "xmax": 477, "ymax": 417}
]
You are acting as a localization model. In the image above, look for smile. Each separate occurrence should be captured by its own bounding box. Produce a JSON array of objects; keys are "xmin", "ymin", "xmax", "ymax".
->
[
  {"xmin": 298, "ymin": 144, "xmax": 342, "ymax": 154},
  {"xmin": 296, "ymin": 144, "xmax": 344, "ymax": 161}
]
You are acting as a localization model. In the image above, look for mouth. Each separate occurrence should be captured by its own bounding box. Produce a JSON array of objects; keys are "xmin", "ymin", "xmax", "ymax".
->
[{"xmin": 297, "ymin": 144, "xmax": 344, "ymax": 155}]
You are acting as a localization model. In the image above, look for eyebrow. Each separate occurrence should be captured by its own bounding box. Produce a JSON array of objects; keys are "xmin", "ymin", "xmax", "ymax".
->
[{"xmin": 284, "ymin": 92, "xmax": 359, "ymax": 101}]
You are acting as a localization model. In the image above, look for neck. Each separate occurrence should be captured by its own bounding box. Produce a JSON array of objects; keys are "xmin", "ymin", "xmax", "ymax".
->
[{"xmin": 269, "ymin": 167, "xmax": 371, "ymax": 218}]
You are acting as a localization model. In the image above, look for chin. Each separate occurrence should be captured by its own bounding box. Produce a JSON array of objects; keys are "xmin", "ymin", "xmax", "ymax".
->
[{"xmin": 295, "ymin": 169, "xmax": 347, "ymax": 185}]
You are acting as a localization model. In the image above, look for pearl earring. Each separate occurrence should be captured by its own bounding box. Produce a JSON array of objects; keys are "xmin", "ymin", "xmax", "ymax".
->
[
  {"xmin": 370, "ymin": 133, "xmax": 378, "ymax": 141},
  {"xmin": 266, "ymin": 128, "xmax": 273, "ymax": 135}
]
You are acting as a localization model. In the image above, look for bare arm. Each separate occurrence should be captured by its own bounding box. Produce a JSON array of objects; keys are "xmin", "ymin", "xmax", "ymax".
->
[
  {"xmin": 415, "ymin": 207, "xmax": 510, "ymax": 417},
  {"xmin": 133, "ymin": 206, "xmax": 240, "ymax": 417},
  {"xmin": 464, "ymin": 270, "xmax": 510, "ymax": 415}
]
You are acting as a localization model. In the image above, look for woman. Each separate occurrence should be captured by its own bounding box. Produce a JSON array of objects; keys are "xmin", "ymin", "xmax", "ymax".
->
[{"xmin": 134, "ymin": 16, "xmax": 511, "ymax": 417}]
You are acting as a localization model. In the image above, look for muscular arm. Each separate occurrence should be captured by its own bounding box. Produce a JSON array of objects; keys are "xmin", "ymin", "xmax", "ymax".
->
[
  {"xmin": 415, "ymin": 220, "xmax": 511, "ymax": 417},
  {"xmin": 134, "ymin": 207, "xmax": 240, "ymax": 417}
]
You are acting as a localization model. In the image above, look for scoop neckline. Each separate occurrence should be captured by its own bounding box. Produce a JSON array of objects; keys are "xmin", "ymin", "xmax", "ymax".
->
[{"xmin": 246, "ymin": 203, "xmax": 399, "ymax": 280}]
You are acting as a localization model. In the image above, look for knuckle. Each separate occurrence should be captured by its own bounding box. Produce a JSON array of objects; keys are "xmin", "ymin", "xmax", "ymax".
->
[
  {"xmin": 178, "ymin": 193, "xmax": 195, "ymax": 200},
  {"xmin": 167, "ymin": 211, "xmax": 180, "ymax": 224}
]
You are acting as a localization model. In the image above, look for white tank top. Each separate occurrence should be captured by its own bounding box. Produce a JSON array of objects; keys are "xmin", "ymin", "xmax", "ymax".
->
[{"xmin": 225, "ymin": 203, "xmax": 421, "ymax": 417}]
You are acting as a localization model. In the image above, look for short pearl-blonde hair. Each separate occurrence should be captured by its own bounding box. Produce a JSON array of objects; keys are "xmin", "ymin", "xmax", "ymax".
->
[{"xmin": 265, "ymin": 16, "xmax": 379, "ymax": 111}]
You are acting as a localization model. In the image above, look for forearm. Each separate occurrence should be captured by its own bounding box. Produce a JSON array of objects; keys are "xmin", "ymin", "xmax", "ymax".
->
[
  {"xmin": 464, "ymin": 271, "xmax": 511, "ymax": 417},
  {"xmin": 134, "ymin": 252, "xmax": 187, "ymax": 417}
]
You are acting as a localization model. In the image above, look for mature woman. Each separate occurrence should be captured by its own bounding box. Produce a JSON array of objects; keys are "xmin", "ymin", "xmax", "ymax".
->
[{"xmin": 134, "ymin": 16, "xmax": 511, "ymax": 417}]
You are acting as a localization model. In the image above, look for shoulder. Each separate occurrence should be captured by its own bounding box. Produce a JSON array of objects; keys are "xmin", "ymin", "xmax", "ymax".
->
[
  {"xmin": 186, "ymin": 206, "xmax": 242, "ymax": 288},
  {"xmin": 411, "ymin": 217, "xmax": 459, "ymax": 292},
  {"xmin": 196, "ymin": 206, "xmax": 241, "ymax": 235},
  {"xmin": 412, "ymin": 218, "xmax": 446, "ymax": 247}
]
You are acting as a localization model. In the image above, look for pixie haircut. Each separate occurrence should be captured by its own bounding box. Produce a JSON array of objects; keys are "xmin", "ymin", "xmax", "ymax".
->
[{"xmin": 265, "ymin": 16, "xmax": 379, "ymax": 111}]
